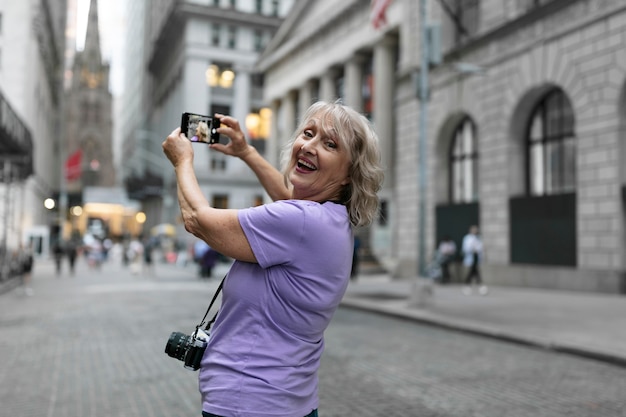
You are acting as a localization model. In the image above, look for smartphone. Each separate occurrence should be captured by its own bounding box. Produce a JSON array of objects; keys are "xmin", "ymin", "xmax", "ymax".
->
[{"xmin": 180, "ymin": 112, "xmax": 220, "ymax": 144}]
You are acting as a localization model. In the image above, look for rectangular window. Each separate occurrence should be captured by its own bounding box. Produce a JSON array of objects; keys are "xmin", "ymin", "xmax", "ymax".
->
[
  {"xmin": 227, "ymin": 26, "xmax": 236, "ymax": 49},
  {"xmin": 211, "ymin": 104, "xmax": 231, "ymax": 117},
  {"xmin": 206, "ymin": 64, "xmax": 235, "ymax": 88},
  {"xmin": 253, "ymin": 30, "xmax": 263, "ymax": 51},
  {"xmin": 272, "ymin": 0, "xmax": 280, "ymax": 16},
  {"xmin": 255, "ymin": 0, "xmax": 263, "ymax": 13},
  {"xmin": 545, "ymin": 141, "xmax": 561, "ymax": 194},
  {"xmin": 361, "ymin": 56, "xmax": 373, "ymax": 120},
  {"xmin": 206, "ymin": 102, "xmax": 228, "ymax": 172},
  {"xmin": 211, "ymin": 157, "xmax": 226, "ymax": 171},
  {"xmin": 212, "ymin": 195, "xmax": 229, "ymax": 209},
  {"xmin": 211, "ymin": 24, "xmax": 221, "ymax": 46},
  {"xmin": 450, "ymin": 120, "xmax": 478, "ymax": 204},
  {"xmin": 562, "ymin": 138, "xmax": 576, "ymax": 192}
]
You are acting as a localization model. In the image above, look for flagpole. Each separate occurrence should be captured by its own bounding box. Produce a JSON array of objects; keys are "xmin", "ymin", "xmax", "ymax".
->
[
  {"xmin": 59, "ymin": 149, "xmax": 68, "ymax": 242},
  {"xmin": 417, "ymin": 0, "xmax": 429, "ymax": 277}
]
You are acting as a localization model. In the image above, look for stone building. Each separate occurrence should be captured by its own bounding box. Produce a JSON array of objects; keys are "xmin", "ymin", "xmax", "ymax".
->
[
  {"xmin": 257, "ymin": 0, "xmax": 626, "ymax": 294},
  {"xmin": 0, "ymin": 0, "xmax": 67, "ymax": 260},
  {"xmin": 64, "ymin": 0, "xmax": 115, "ymax": 193},
  {"xmin": 127, "ymin": 0, "xmax": 295, "ymax": 233}
]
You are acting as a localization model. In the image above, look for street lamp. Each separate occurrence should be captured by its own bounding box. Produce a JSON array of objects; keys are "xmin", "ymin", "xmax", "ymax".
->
[
  {"xmin": 135, "ymin": 211, "xmax": 146, "ymax": 224},
  {"xmin": 44, "ymin": 198, "xmax": 56, "ymax": 210}
]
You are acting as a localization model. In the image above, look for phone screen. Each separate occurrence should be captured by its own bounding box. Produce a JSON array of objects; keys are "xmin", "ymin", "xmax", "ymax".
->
[{"xmin": 181, "ymin": 112, "xmax": 220, "ymax": 144}]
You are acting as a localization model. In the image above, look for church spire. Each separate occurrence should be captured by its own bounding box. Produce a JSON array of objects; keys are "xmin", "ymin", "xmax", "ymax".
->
[{"xmin": 83, "ymin": 0, "xmax": 102, "ymax": 68}]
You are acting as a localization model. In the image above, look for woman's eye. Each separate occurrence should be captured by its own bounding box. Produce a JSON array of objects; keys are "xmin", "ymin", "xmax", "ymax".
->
[
  {"xmin": 303, "ymin": 130, "xmax": 313, "ymax": 138},
  {"xmin": 326, "ymin": 140, "xmax": 337, "ymax": 149}
]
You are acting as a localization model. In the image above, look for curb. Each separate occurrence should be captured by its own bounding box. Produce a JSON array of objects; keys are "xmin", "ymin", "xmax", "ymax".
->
[{"xmin": 340, "ymin": 297, "xmax": 626, "ymax": 368}]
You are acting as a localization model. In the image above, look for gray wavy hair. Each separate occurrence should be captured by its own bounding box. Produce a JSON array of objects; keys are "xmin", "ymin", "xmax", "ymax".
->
[{"xmin": 280, "ymin": 101, "xmax": 384, "ymax": 227}]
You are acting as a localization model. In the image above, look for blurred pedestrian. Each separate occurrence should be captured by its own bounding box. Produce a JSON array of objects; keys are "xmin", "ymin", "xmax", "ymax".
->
[
  {"xmin": 86, "ymin": 237, "xmax": 104, "ymax": 270},
  {"xmin": 102, "ymin": 238, "xmax": 113, "ymax": 262},
  {"xmin": 193, "ymin": 239, "xmax": 210, "ymax": 277},
  {"xmin": 143, "ymin": 237, "xmax": 155, "ymax": 275},
  {"xmin": 437, "ymin": 235, "xmax": 456, "ymax": 284},
  {"xmin": 462, "ymin": 225, "xmax": 487, "ymax": 295},
  {"xmin": 66, "ymin": 240, "xmax": 78, "ymax": 276},
  {"xmin": 200, "ymin": 246, "xmax": 218, "ymax": 278},
  {"xmin": 128, "ymin": 236, "xmax": 144, "ymax": 275},
  {"xmin": 52, "ymin": 240, "xmax": 65, "ymax": 276},
  {"xmin": 20, "ymin": 243, "xmax": 34, "ymax": 296}
]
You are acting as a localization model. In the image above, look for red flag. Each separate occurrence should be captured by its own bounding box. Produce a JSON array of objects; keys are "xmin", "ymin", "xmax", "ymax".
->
[
  {"xmin": 371, "ymin": 0, "xmax": 392, "ymax": 29},
  {"xmin": 65, "ymin": 149, "xmax": 82, "ymax": 181}
]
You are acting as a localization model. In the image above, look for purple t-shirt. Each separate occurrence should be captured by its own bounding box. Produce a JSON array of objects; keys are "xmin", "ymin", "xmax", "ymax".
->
[{"xmin": 199, "ymin": 200, "xmax": 353, "ymax": 417}]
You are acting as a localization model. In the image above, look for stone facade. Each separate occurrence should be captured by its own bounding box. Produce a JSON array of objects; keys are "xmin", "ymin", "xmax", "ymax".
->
[
  {"xmin": 425, "ymin": 0, "xmax": 626, "ymax": 292},
  {"xmin": 142, "ymin": 0, "xmax": 295, "ymax": 228},
  {"xmin": 64, "ymin": 0, "xmax": 115, "ymax": 192},
  {"xmin": 258, "ymin": 0, "xmax": 626, "ymax": 293},
  {"xmin": 0, "ymin": 0, "xmax": 67, "ymax": 257}
]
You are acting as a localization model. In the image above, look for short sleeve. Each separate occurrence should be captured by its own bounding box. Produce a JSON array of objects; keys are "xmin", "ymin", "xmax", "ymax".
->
[{"xmin": 238, "ymin": 201, "xmax": 307, "ymax": 269}]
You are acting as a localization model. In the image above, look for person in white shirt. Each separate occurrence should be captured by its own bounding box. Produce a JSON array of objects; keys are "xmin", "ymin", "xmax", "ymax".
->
[{"xmin": 462, "ymin": 225, "xmax": 487, "ymax": 295}]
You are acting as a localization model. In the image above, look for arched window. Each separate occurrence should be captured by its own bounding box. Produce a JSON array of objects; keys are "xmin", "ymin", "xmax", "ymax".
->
[
  {"xmin": 449, "ymin": 117, "xmax": 478, "ymax": 203},
  {"xmin": 527, "ymin": 89, "xmax": 575, "ymax": 195}
]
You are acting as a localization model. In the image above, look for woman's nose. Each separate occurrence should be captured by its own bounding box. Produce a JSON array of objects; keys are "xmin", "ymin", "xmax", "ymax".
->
[{"xmin": 301, "ymin": 138, "xmax": 317, "ymax": 154}]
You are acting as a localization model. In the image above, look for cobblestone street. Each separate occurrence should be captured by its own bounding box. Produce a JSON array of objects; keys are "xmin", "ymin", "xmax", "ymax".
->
[{"xmin": 1, "ymin": 257, "xmax": 625, "ymax": 417}]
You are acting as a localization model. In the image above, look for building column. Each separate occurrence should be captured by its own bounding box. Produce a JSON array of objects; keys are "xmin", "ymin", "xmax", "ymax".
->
[
  {"xmin": 184, "ymin": 57, "xmax": 209, "ymax": 114},
  {"xmin": 298, "ymin": 79, "xmax": 316, "ymax": 117},
  {"xmin": 319, "ymin": 69, "xmax": 338, "ymax": 103},
  {"xmin": 371, "ymin": 35, "xmax": 398, "ymax": 275},
  {"xmin": 267, "ymin": 98, "xmax": 281, "ymax": 169},
  {"xmin": 373, "ymin": 36, "xmax": 396, "ymax": 187},
  {"xmin": 344, "ymin": 55, "xmax": 365, "ymax": 112},
  {"xmin": 283, "ymin": 90, "xmax": 298, "ymax": 143},
  {"xmin": 232, "ymin": 64, "xmax": 252, "ymax": 132}
]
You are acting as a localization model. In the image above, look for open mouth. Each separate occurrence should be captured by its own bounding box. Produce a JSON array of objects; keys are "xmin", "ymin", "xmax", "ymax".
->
[{"xmin": 297, "ymin": 158, "xmax": 317, "ymax": 171}]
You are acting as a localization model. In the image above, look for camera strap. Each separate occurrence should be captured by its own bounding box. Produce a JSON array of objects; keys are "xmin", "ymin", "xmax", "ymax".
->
[{"xmin": 195, "ymin": 275, "xmax": 226, "ymax": 334}]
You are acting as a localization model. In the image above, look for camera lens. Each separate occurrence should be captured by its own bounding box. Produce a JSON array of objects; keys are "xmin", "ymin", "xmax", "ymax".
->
[{"xmin": 165, "ymin": 331, "xmax": 189, "ymax": 361}]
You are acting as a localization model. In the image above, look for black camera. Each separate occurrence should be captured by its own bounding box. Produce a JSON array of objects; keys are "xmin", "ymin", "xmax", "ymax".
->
[
  {"xmin": 181, "ymin": 112, "xmax": 220, "ymax": 144},
  {"xmin": 164, "ymin": 328, "xmax": 209, "ymax": 371}
]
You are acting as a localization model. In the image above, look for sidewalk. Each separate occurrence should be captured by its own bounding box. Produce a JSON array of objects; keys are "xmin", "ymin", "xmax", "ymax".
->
[
  {"xmin": 342, "ymin": 274, "xmax": 626, "ymax": 367},
  {"xmin": 4, "ymin": 258, "xmax": 625, "ymax": 368}
]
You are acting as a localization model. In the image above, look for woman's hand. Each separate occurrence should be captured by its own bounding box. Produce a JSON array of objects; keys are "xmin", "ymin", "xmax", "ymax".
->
[
  {"xmin": 210, "ymin": 114, "xmax": 254, "ymax": 159},
  {"xmin": 162, "ymin": 127, "xmax": 194, "ymax": 168}
]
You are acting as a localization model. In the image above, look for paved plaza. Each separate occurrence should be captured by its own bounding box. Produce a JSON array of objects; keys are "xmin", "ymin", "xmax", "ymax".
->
[{"xmin": 1, "ymin": 254, "xmax": 625, "ymax": 417}]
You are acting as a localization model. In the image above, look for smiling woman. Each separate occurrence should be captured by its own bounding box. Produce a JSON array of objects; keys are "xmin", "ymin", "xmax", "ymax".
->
[
  {"xmin": 281, "ymin": 101, "xmax": 384, "ymax": 227},
  {"xmin": 161, "ymin": 101, "xmax": 384, "ymax": 417}
]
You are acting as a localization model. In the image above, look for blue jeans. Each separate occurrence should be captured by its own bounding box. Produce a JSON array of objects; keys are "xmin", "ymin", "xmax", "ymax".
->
[{"xmin": 202, "ymin": 409, "xmax": 318, "ymax": 417}]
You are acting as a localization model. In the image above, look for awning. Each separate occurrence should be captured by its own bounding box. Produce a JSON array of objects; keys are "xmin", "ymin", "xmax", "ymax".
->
[{"xmin": 0, "ymin": 89, "xmax": 33, "ymax": 179}]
